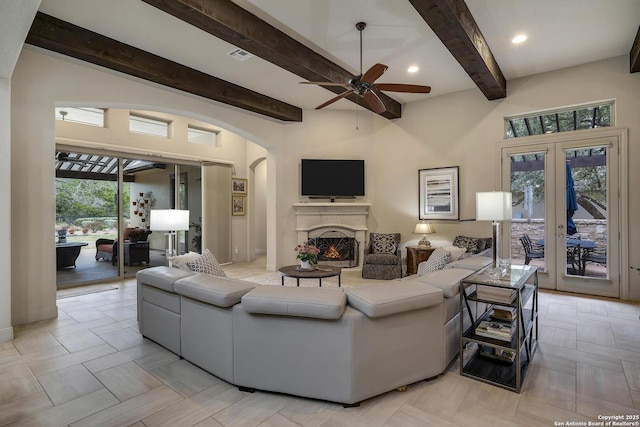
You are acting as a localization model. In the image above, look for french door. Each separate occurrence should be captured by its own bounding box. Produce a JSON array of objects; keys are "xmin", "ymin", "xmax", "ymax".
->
[{"xmin": 500, "ymin": 129, "xmax": 627, "ymax": 298}]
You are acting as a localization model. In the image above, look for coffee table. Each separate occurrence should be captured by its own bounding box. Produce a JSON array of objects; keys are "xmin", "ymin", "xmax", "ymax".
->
[{"xmin": 278, "ymin": 265, "xmax": 342, "ymax": 287}]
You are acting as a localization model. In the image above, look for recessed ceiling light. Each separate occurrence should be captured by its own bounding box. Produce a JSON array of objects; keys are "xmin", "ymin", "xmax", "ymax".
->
[
  {"xmin": 407, "ymin": 65, "xmax": 419, "ymax": 73},
  {"xmin": 512, "ymin": 34, "xmax": 527, "ymax": 44}
]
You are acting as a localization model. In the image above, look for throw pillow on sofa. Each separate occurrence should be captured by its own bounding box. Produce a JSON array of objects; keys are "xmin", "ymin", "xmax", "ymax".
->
[
  {"xmin": 444, "ymin": 245, "xmax": 467, "ymax": 261},
  {"xmin": 168, "ymin": 251, "xmax": 201, "ymax": 271},
  {"xmin": 417, "ymin": 247, "xmax": 451, "ymax": 275},
  {"xmin": 185, "ymin": 249, "xmax": 227, "ymax": 277},
  {"xmin": 452, "ymin": 236, "xmax": 480, "ymax": 254}
]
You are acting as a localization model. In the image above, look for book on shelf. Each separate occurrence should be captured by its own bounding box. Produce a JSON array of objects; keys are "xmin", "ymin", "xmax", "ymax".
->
[
  {"xmin": 475, "ymin": 320, "xmax": 515, "ymax": 342},
  {"xmin": 476, "ymin": 285, "xmax": 516, "ymax": 303},
  {"xmin": 490, "ymin": 305, "xmax": 517, "ymax": 322},
  {"xmin": 479, "ymin": 345, "xmax": 516, "ymax": 363}
]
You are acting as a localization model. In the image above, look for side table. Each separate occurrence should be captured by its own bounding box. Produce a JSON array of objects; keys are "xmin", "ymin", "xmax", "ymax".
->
[{"xmin": 406, "ymin": 246, "xmax": 435, "ymax": 275}]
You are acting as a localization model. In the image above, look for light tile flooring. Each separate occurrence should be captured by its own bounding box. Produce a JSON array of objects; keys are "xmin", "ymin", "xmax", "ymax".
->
[{"xmin": 2, "ymin": 259, "xmax": 640, "ymax": 426}]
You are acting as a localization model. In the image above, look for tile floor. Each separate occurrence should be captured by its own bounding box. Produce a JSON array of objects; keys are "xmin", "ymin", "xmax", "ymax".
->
[{"xmin": 2, "ymin": 259, "xmax": 639, "ymax": 426}]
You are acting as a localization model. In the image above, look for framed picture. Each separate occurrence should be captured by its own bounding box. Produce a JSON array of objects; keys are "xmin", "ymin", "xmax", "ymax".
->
[
  {"xmin": 232, "ymin": 177, "xmax": 247, "ymax": 194},
  {"xmin": 419, "ymin": 166, "xmax": 459, "ymax": 220},
  {"xmin": 232, "ymin": 195, "xmax": 246, "ymax": 216}
]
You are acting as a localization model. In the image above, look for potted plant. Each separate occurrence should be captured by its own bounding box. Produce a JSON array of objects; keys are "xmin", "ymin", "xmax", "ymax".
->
[
  {"xmin": 294, "ymin": 243, "xmax": 320, "ymax": 270},
  {"xmin": 128, "ymin": 228, "xmax": 147, "ymax": 243}
]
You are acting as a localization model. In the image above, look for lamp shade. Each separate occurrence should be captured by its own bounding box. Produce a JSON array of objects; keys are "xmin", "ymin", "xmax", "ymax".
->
[
  {"xmin": 476, "ymin": 192, "xmax": 512, "ymax": 221},
  {"xmin": 150, "ymin": 209, "xmax": 190, "ymax": 231},
  {"xmin": 413, "ymin": 223, "xmax": 435, "ymax": 235}
]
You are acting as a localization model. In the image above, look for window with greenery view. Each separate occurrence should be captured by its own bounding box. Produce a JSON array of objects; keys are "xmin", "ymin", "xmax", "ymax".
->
[{"xmin": 505, "ymin": 101, "xmax": 613, "ymax": 139}]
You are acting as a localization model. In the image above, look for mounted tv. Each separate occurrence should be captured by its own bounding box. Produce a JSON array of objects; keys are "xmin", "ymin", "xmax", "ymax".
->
[{"xmin": 301, "ymin": 159, "xmax": 365, "ymax": 199}]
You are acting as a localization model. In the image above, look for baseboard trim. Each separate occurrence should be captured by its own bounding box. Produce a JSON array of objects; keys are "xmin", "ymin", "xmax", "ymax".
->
[{"xmin": 0, "ymin": 326, "xmax": 13, "ymax": 343}]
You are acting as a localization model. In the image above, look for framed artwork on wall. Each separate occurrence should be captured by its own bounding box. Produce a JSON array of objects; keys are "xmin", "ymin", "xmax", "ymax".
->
[
  {"xmin": 419, "ymin": 166, "xmax": 459, "ymax": 220},
  {"xmin": 232, "ymin": 177, "xmax": 247, "ymax": 194},
  {"xmin": 232, "ymin": 195, "xmax": 246, "ymax": 216}
]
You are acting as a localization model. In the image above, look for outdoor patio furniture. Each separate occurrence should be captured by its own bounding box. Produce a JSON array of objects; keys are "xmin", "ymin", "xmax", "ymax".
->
[
  {"xmin": 56, "ymin": 242, "xmax": 89, "ymax": 270},
  {"xmin": 585, "ymin": 247, "xmax": 607, "ymax": 269},
  {"xmin": 95, "ymin": 228, "xmax": 151, "ymax": 265},
  {"xmin": 519, "ymin": 235, "xmax": 544, "ymax": 265}
]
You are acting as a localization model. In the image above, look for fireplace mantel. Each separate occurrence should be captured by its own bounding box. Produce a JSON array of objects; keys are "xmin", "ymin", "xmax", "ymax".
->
[{"xmin": 293, "ymin": 203, "xmax": 370, "ymax": 269}]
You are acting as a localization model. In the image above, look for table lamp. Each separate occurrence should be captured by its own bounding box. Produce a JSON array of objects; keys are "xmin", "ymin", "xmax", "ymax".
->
[
  {"xmin": 150, "ymin": 209, "xmax": 190, "ymax": 260},
  {"xmin": 476, "ymin": 191, "xmax": 512, "ymax": 269},
  {"xmin": 413, "ymin": 222, "xmax": 436, "ymax": 247}
]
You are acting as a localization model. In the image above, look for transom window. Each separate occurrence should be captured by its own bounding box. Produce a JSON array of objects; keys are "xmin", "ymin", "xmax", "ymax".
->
[
  {"xmin": 504, "ymin": 101, "xmax": 613, "ymax": 139},
  {"xmin": 129, "ymin": 114, "xmax": 170, "ymax": 138},
  {"xmin": 188, "ymin": 126, "xmax": 219, "ymax": 146},
  {"xmin": 55, "ymin": 107, "xmax": 105, "ymax": 127}
]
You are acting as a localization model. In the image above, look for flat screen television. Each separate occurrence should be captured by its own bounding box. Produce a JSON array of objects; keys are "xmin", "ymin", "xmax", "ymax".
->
[{"xmin": 301, "ymin": 159, "xmax": 365, "ymax": 198}]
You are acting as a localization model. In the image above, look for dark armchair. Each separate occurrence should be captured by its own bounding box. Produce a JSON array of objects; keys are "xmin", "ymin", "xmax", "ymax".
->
[
  {"xmin": 95, "ymin": 227, "xmax": 151, "ymax": 265},
  {"xmin": 361, "ymin": 232, "xmax": 402, "ymax": 280}
]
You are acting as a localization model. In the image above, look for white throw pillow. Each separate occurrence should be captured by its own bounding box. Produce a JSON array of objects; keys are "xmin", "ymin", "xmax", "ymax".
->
[
  {"xmin": 444, "ymin": 245, "xmax": 467, "ymax": 262},
  {"xmin": 417, "ymin": 247, "xmax": 451, "ymax": 275},
  {"xmin": 185, "ymin": 249, "xmax": 227, "ymax": 277},
  {"xmin": 168, "ymin": 251, "xmax": 201, "ymax": 272}
]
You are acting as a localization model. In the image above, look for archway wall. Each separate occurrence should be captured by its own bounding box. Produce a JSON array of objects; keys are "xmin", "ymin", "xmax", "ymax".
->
[{"xmin": 10, "ymin": 47, "xmax": 284, "ymax": 325}]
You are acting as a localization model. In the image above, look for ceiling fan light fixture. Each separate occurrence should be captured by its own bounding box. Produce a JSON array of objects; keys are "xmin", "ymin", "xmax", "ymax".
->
[{"xmin": 407, "ymin": 65, "xmax": 419, "ymax": 73}]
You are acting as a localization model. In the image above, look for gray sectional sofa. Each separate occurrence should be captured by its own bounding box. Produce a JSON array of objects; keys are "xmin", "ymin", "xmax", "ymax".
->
[{"xmin": 136, "ymin": 255, "xmax": 492, "ymax": 406}]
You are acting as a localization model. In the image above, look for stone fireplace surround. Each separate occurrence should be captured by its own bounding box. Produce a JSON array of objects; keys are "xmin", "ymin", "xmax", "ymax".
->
[{"xmin": 293, "ymin": 203, "xmax": 370, "ymax": 270}]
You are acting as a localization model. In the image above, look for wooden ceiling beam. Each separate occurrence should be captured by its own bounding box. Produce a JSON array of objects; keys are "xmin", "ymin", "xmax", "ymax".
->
[
  {"xmin": 26, "ymin": 12, "xmax": 302, "ymax": 122},
  {"xmin": 408, "ymin": 0, "xmax": 506, "ymax": 100},
  {"xmin": 630, "ymin": 26, "xmax": 640, "ymax": 73},
  {"xmin": 141, "ymin": 0, "xmax": 402, "ymax": 119}
]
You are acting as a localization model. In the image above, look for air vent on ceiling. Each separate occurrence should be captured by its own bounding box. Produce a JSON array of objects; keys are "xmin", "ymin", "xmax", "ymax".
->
[{"xmin": 227, "ymin": 48, "xmax": 254, "ymax": 61}]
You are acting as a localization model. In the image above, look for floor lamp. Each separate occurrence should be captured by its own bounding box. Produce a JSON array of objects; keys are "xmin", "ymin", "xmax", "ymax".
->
[
  {"xmin": 476, "ymin": 192, "xmax": 512, "ymax": 270},
  {"xmin": 150, "ymin": 209, "xmax": 190, "ymax": 261}
]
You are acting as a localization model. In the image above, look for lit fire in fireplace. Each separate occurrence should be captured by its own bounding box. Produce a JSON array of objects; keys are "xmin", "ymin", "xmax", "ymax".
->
[{"xmin": 323, "ymin": 245, "xmax": 342, "ymax": 259}]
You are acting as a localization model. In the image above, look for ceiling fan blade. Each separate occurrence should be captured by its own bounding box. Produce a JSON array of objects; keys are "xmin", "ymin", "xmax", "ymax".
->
[
  {"xmin": 315, "ymin": 90, "xmax": 354, "ymax": 110},
  {"xmin": 300, "ymin": 81, "xmax": 350, "ymax": 88},
  {"xmin": 361, "ymin": 63, "xmax": 388, "ymax": 84},
  {"xmin": 376, "ymin": 83, "xmax": 431, "ymax": 93},
  {"xmin": 363, "ymin": 91, "xmax": 386, "ymax": 114}
]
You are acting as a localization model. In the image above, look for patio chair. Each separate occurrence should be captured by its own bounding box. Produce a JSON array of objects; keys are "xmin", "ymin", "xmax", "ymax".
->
[
  {"xmin": 95, "ymin": 227, "xmax": 151, "ymax": 265},
  {"xmin": 519, "ymin": 234, "xmax": 544, "ymax": 265},
  {"xmin": 585, "ymin": 247, "xmax": 607, "ymax": 269}
]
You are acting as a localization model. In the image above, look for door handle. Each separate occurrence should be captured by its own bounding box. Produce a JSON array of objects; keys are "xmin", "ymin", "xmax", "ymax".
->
[{"xmin": 558, "ymin": 224, "xmax": 564, "ymax": 230}]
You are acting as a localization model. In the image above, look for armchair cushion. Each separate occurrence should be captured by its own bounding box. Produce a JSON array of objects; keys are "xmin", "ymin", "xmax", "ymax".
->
[
  {"xmin": 370, "ymin": 233, "xmax": 399, "ymax": 254},
  {"xmin": 364, "ymin": 253, "xmax": 400, "ymax": 265}
]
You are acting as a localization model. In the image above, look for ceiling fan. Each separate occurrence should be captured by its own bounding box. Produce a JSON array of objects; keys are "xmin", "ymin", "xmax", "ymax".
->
[
  {"xmin": 56, "ymin": 152, "xmax": 109, "ymax": 167},
  {"xmin": 300, "ymin": 22, "xmax": 431, "ymax": 114}
]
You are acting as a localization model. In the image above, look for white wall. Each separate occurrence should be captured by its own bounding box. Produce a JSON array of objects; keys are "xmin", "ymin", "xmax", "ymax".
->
[
  {"xmin": 0, "ymin": 78, "xmax": 13, "ymax": 341},
  {"xmin": 8, "ymin": 48, "xmax": 640, "ymax": 328}
]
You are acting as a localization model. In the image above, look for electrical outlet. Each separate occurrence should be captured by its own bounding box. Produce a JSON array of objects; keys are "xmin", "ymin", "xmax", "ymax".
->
[{"xmin": 234, "ymin": 247, "xmax": 239, "ymax": 255}]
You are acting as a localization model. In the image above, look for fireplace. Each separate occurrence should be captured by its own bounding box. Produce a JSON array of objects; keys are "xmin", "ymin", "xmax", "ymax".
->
[
  {"xmin": 293, "ymin": 202, "xmax": 370, "ymax": 270},
  {"xmin": 307, "ymin": 231, "xmax": 359, "ymax": 268}
]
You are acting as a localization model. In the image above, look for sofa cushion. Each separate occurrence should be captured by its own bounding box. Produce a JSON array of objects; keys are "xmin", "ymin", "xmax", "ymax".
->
[
  {"xmin": 417, "ymin": 248, "xmax": 451, "ymax": 275},
  {"xmin": 416, "ymin": 268, "xmax": 474, "ymax": 298},
  {"xmin": 185, "ymin": 249, "xmax": 226, "ymax": 277},
  {"xmin": 347, "ymin": 282, "xmax": 442, "ymax": 318},
  {"xmin": 241, "ymin": 286, "xmax": 346, "ymax": 320},
  {"xmin": 446, "ymin": 256, "xmax": 493, "ymax": 271},
  {"xmin": 174, "ymin": 274, "xmax": 256, "ymax": 307},
  {"xmin": 370, "ymin": 233, "xmax": 398, "ymax": 254},
  {"xmin": 168, "ymin": 251, "xmax": 201, "ymax": 272},
  {"xmin": 364, "ymin": 253, "xmax": 399, "ymax": 265},
  {"xmin": 136, "ymin": 266, "xmax": 195, "ymax": 292}
]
